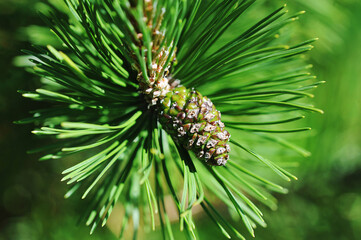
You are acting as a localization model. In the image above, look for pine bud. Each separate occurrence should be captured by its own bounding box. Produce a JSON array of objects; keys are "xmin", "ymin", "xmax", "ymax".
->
[{"xmin": 158, "ymin": 86, "xmax": 230, "ymax": 166}]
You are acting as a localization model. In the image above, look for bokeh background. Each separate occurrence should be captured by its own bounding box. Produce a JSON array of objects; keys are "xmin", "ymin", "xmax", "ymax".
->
[{"xmin": 0, "ymin": 0, "xmax": 360, "ymax": 239}]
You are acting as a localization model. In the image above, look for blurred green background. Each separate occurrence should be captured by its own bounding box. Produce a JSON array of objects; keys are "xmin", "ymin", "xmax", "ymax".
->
[{"xmin": 1, "ymin": 0, "xmax": 360, "ymax": 239}]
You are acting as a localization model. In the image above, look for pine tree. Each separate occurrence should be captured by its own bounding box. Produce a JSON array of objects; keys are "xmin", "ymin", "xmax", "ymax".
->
[{"xmin": 18, "ymin": 0, "xmax": 322, "ymax": 239}]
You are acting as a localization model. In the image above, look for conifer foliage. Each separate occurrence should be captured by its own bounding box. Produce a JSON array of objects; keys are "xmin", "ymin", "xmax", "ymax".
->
[{"xmin": 19, "ymin": 0, "xmax": 322, "ymax": 239}]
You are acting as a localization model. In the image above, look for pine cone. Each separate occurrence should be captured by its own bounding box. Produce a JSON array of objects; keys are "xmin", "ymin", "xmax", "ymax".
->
[{"xmin": 158, "ymin": 86, "xmax": 231, "ymax": 166}]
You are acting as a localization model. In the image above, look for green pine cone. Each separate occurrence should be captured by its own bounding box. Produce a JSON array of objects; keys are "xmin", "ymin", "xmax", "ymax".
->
[{"xmin": 158, "ymin": 86, "xmax": 230, "ymax": 166}]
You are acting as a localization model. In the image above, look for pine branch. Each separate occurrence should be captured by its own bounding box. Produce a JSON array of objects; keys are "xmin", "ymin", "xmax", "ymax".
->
[{"xmin": 18, "ymin": 0, "xmax": 322, "ymax": 239}]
